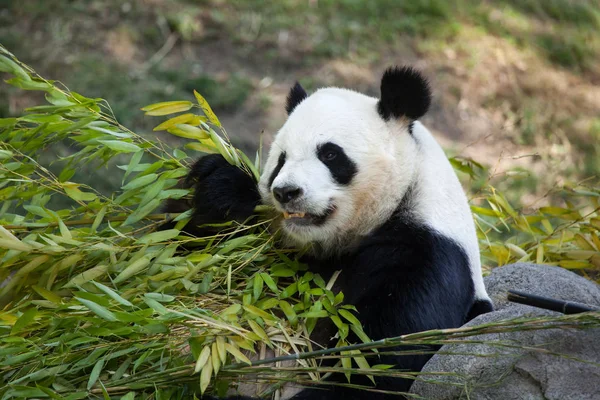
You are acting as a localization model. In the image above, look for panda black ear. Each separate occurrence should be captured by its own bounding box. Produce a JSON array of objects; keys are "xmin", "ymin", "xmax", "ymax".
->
[
  {"xmin": 377, "ymin": 66, "xmax": 431, "ymax": 121},
  {"xmin": 286, "ymin": 82, "xmax": 308, "ymax": 115}
]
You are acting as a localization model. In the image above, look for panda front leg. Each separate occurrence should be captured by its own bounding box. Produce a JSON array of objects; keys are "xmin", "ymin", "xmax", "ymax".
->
[{"xmin": 163, "ymin": 154, "xmax": 262, "ymax": 236}]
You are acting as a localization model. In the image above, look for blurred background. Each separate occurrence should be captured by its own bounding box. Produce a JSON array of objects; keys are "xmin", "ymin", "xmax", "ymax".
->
[{"xmin": 0, "ymin": 0, "xmax": 599, "ymax": 205}]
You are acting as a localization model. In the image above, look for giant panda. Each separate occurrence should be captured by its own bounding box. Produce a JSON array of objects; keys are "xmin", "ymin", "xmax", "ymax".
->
[{"xmin": 166, "ymin": 66, "xmax": 493, "ymax": 399}]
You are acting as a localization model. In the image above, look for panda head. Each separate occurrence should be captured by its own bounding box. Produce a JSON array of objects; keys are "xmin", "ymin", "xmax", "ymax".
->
[{"xmin": 258, "ymin": 67, "xmax": 431, "ymax": 254}]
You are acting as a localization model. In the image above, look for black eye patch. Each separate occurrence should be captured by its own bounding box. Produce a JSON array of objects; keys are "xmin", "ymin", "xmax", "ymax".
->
[
  {"xmin": 268, "ymin": 151, "xmax": 286, "ymax": 189},
  {"xmin": 317, "ymin": 142, "xmax": 357, "ymax": 185}
]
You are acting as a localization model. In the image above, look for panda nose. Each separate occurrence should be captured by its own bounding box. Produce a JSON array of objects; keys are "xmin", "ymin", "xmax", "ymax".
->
[{"xmin": 273, "ymin": 185, "xmax": 303, "ymax": 204}]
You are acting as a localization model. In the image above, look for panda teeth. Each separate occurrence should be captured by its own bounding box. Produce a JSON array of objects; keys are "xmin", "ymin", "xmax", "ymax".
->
[{"xmin": 283, "ymin": 212, "xmax": 306, "ymax": 219}]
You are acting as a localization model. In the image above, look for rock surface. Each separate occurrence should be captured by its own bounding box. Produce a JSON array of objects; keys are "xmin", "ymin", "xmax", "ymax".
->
[{"xmin": 410, "ymin": 263, "xmax": 600, "ymax": 400}]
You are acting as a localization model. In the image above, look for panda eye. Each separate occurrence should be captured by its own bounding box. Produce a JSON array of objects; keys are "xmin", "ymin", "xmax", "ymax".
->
[{"xmin": 322, "ymin": 150, "xmax": 337, "ymax": 161}]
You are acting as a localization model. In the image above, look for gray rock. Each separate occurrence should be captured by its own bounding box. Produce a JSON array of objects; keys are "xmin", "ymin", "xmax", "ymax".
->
[
  {"xmin": 485, "ymin": 263, "xmax": 600, "ymax": 311},
  {"xmin": 410, "ymin": 263, "xmax": 600, "ymax": 400}
]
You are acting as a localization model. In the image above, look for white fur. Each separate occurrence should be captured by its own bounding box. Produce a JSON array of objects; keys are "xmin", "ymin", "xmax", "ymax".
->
[{"xmin": 259, "ymin": 88, "xmax": 490, "ymax": 302}]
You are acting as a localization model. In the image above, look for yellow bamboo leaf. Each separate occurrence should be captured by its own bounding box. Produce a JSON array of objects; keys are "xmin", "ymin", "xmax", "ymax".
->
[
  {"xmin": 244, "ymin": 305, "xmax": 276, "ymax": 321},
  {"xmin": 199, "ymin": 354, "xmax": 213, "ymax": 394},
  {"xmin": 0, "ymin": 238, "xmax": 33, "ymax": 252},
  {"xmin": 141, "ymin": 101, "xmax": 193, "ymax": 116},
  {"xmin": 0, "ymin": 225, "xmax": 18, "ymax": 241},
  {"xmin": 247, "ymin": 320, "xmax": 271, "ymax": 344},
  {"xmin": 211, "ymin": 342, "xmax": 221, "ymax": 376},
  {"xmin": 185, "ymin": 142, "xmax": 219, "ymax": 154},
  {"xmin": 194, "ymin": 345, "xmax": 211, "ymax": 374},
  {"xmin": 591, "ymin": 233, "xmax": 600, "ymax": 251},
  {"xmin": 167, "ymin": 124, "xmax": 210, "ymax": 140},
  {"xmin": 505, "ymin": 243, "xmax": 527, "ymax": 258},
  {"xmin": 536, "ymin": 245, "xmax": 544, "ymax": 264},
  {"xmin": 193, "ymin": 90, "xmax": 221, "ymax": 127},
  {"xmin": 225, "ymin": 342, "xmax": 252, "ymax": 365},
  {"xmin": 574, "ymin": 234, "xmax": 595, "ymax": 251},
  {"xmin": 216, "ymin": 336, "xmax": 226, "ymax": 364},
  {"xmin": 153, "ymin": 113, "xmax": 196, "ymax": 131},
  {"xmin": 558, "ymin": 260, "xmax": 590, "ymax": 269},
  {"xmin": 565, "ymin": 250, "xmax": 597, "ymax": 260}
]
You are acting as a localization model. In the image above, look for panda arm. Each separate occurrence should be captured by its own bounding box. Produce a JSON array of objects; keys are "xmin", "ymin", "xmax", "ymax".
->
[{"xmin": 163, "ymin": 154, "xmax": 261, "ymax": 236}]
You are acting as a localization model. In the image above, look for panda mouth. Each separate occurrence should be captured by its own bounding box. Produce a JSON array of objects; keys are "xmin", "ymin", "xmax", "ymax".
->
[{"xmin": 282, "ymin": 206, "xmax": 335, "ymax": 226}]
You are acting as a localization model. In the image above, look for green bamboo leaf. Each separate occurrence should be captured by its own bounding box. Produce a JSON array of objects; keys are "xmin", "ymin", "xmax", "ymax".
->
[
  {"xmin": 144, "ymin": 293, "xmax": 175, "ymax": 302},
  {"xmin": 338, "ymin": 309, "xmax": 361, "ymax": 327},
  {"xmin": 92, "ymin": 282, "xmax": 133, "ymax": 307},
  {"xmin": 87, "ymin": 359, "xmax": 105, "ymax": 390},
  {"xmin": 123, "ymin": 199, "xmax": 161, "ymax": 225},
  {"xmin": 341, "ymin": 350, "xmax": 352, "ymax": 382},
  {"xmin": 260, "ymin": 273, "xmax": 279, "ymax": 294},
  {"xmin": 138, "ymin": 229, "xmax": 180, "ymax": 244},
  {"xmin": 98, "ymin": 140, "xmax": 141, "ymax": 153},
  {"xmin": 76, "ymin": 297, "xmax": 117, "ymax": 321},
  {"xmin": 253, "ymin": 274, "xmax": 264, "ymax": 301},
  {"xmin": 63, "ymin": 183, "xmax": 97, "ymax": 202},
  {"xmin": 6, "ymin": 77, "xmax": 53, "ymax": 91},
  {"xmin": 113, "ymin": 257, "xmax": 151, "ymax": 283},
  {"xmin": 121, "ymin": 173, "xmax": 158, "ymax": 190},
  {"xmin": 64, "ymin": 264, "xmax": 108, "ymax": 288},
  {"xmin": 11, "ymin": 308, "xmax": 37, "ymax": 334},
  {"xmin": 0, "ymin": 54, "xmax": 31, "ymax": 80},
  {"xmin": 279, "ymin": 300, "xmax": 298, "ymax": 327}
]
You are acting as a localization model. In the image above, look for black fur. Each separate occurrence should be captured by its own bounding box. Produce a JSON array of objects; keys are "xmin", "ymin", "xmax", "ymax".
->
[
  {"xmin": 286, "ymin": 82, "xmax": 308, "ymax": 115},
  {"xmin": 317, "ymin": 142, "xmax": 357, "ymax": 185},
  {"xmin": 377, "ymin": 67, "xmax": 431, "ymax": 122},
  {"xmin": 169, "ymin": 154, "xmax": 492, "ymax": 399},
  {"xmin": 466, "ymin": 298, "xmax": 494, "ymax": 322},
  {"xmin": 163, "ymin": 154, "xmax": 261, "ymax": 237},
  {"xmin": 267, "ymin": 151, "xmax": 287, "ymax": 189}
]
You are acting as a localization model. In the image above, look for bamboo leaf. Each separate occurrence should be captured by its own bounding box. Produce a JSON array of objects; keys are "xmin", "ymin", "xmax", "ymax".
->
[
  {"xmin": 113, "ymin": 257, "xmax": 151, "ymax": 283},
  {"xmin": 138, "ymin": 229, "xmax": 180, "ymax": 244},
  {"xmin": 87, "ymin": 359, "xmax": 105, "ymax": 390},
  {"xmin": 141, "ymin": 101, "xmax": 193, "ymax": 116},
  {"xmin": 92, "ymin": 282, "xmax": 133, "ymax": 307},
  {"xmin": 153, "ymin": 113, "xmax": 197, "ymax": 131},
  {"xmin": 167, "ymin": 124, "xmax": 210, "ymax": 140},
  {"xmin": 76, "ymin": 297, "xmax": 117, "ymax": 321},
  {"xmin": 199, "ymin": 354, "xmax": 213, "ymax": 394},
  {"xmin": 194, "ymin": 345, "xmax": 211, "ymax": 374},
  {"xmin": 225, "ymin": 343, "xmax": 252, "ymax": 365},
  {"xmin": 98, "ymin": 139, "xmax": 141, "ymax": 153},
  {"xmin": 193, "ymin": 91, "xmax": 221, "ymax": 127}
]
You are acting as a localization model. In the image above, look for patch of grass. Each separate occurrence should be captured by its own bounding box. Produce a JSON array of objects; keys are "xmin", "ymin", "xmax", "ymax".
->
[
  {"xmin": 536, "ymin": 32, "xmax": 597, "ymax": 71},
  {"xmin": 502, "ymin": 0, "xmax": 600, "ymax": 28}
]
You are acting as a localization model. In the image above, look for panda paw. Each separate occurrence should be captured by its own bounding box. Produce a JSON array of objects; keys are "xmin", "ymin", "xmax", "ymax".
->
[{"xmin": 164, "ymin": 154, "xmax": 261, "ymax": 236}]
